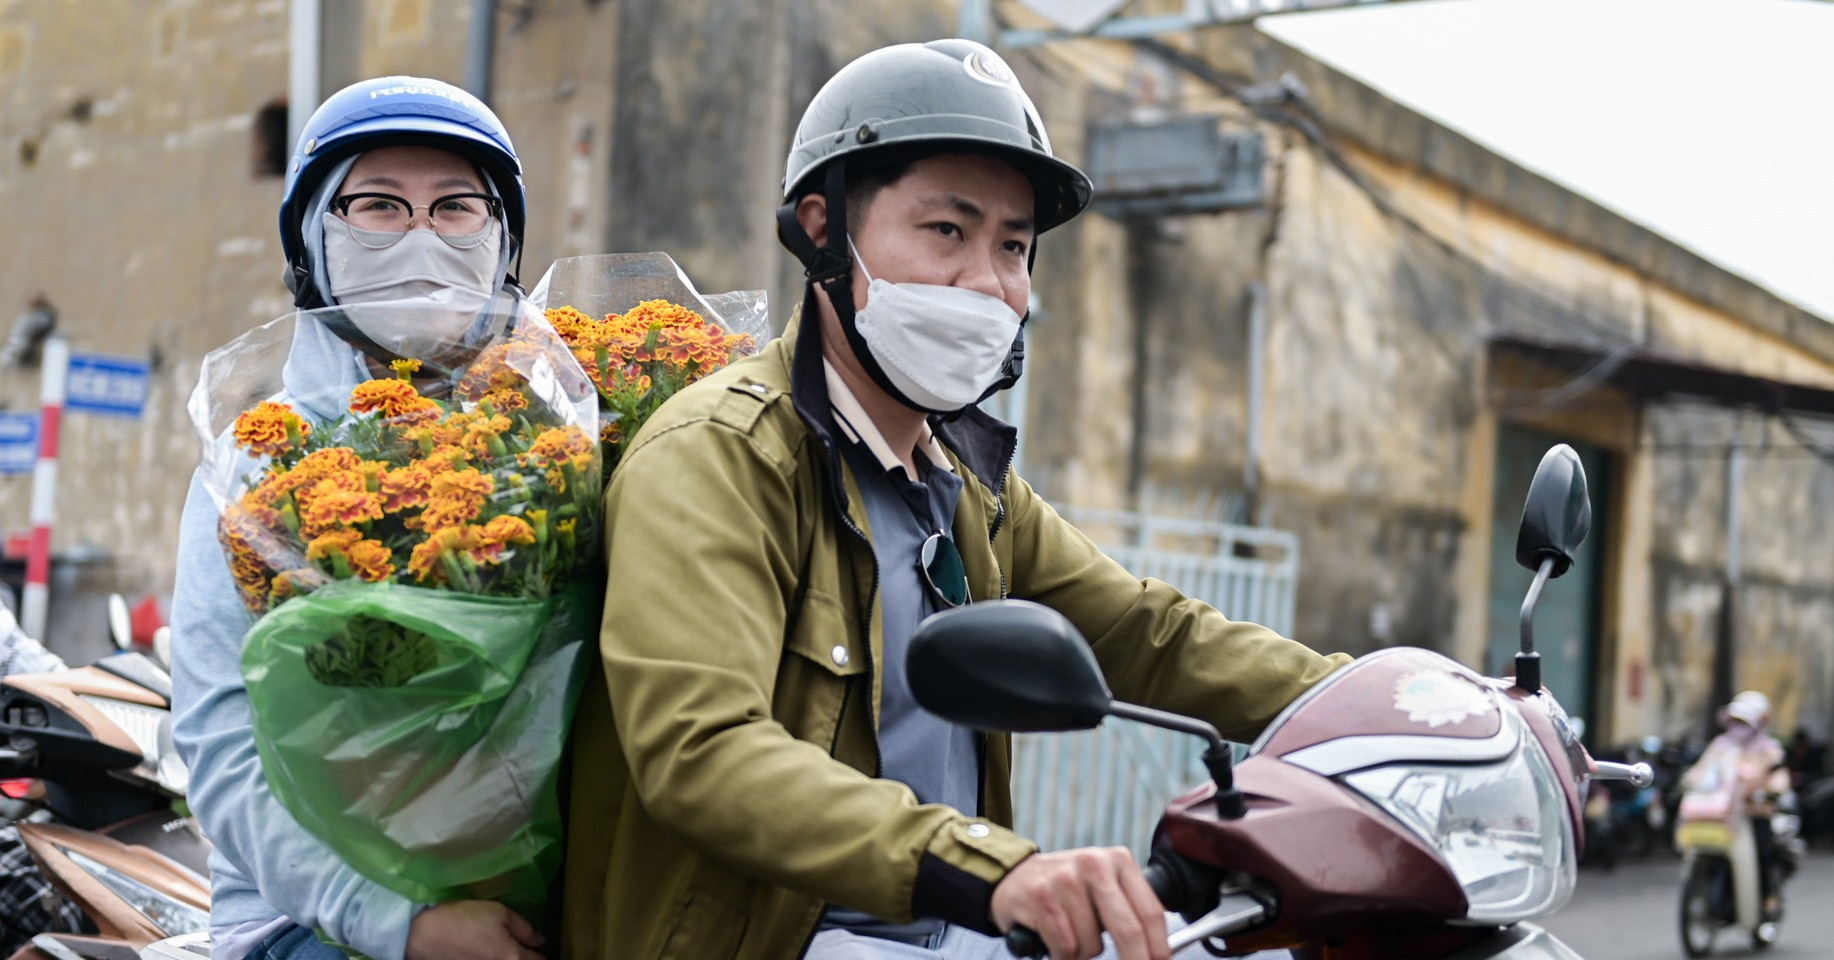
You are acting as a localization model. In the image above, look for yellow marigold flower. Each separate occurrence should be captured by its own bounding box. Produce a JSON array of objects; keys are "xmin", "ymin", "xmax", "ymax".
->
[
  {"xmin": 346, "ymin": 539, "xmax": 396, "ymax": 582},
  {"xmin": 350, "ymin": 379, "xmax": 439, "ymax": 419},
  {"xmin": 305, "ymin": 528, "xmax": 363, "ymax": 563},
  {"xmin": 481, "ymin": 515, "xmax": 536, "ymax": 547},
  {"xmin": 233, "ymin": 402, "xmax": 310, "ymax": 458},
  {"xmin": 390, "ymin": 358, "xmax": 423, "ymax": 379}
]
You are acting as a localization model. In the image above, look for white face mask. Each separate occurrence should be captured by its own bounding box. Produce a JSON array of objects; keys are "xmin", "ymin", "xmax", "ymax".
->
[
  {"xmin": 321, "ymin": 213, "xmax": 502, "ymax": 362},
  {"xmin": 848, "ymin": 238, "xmax": 1023, "ymax": 413},
  {"xmin": 322, "ymin": 212, "xmax": 500, "ymax": 305}
]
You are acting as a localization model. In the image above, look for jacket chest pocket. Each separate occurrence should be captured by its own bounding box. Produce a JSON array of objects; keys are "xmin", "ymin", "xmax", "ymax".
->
[{"xmin": 774, "ymin": 586, "xmax": 866, "ymax": 752}]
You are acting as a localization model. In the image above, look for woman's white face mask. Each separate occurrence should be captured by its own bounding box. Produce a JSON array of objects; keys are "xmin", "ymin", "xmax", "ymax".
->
[
  {"xmin": 321, "ymin": 213, "xmax": 502, "ymax": 362},
  {"xmin": 847, "ymin": 238, "xmax": 1023, "ymax": 413},
  {"xmin": 321, "ymin": 212, "xmax": 500, "ymax": 305}
]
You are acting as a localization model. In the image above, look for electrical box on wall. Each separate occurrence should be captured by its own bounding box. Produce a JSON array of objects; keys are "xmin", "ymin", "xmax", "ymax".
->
[{"xmin": 1085, "ymin": 119, "xmax": 1265, "ymax": 217}]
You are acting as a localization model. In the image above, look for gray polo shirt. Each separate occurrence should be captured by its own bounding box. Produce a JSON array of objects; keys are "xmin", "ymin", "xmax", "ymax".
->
[{"xmin": 820, "ymin": 365, "xmax": 978, "ymax": 942}]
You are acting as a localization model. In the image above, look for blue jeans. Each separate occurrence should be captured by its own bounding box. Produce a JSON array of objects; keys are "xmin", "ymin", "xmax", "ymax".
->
[{"xmin": 247, "ymin": 925, "xmax": 350, "ymax": 960}]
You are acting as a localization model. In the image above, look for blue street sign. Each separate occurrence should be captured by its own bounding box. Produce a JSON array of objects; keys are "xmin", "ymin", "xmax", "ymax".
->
[
  {"xmin": 0, "ymin": 412, "xmax": 36, "ymax": 475},
  {"xmin": 65, "ymin": 353, "xmax": 151, "ymax": 417}
]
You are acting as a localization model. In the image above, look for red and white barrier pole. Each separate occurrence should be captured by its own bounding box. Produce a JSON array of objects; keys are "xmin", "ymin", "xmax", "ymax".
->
[{"xmin": 21, "ymin": 336, "xmax": 66, "ymax": 641}]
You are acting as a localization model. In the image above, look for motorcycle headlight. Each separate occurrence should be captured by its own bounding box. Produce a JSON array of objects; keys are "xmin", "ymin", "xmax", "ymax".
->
[
  {"xmin": 60, "ymin": 847, "xmax": 209, "ymax": 935},
  {"xmin": 1340, "ymin": 710, "xmax": 1577, "ymax": 924}
]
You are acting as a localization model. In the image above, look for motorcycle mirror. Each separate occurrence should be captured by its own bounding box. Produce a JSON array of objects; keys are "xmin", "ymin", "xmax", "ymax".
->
[
  {"xmin": 1514, "ymin": 445, "xmax": 1591, "ymax": 579},
  {"xmin": 906, "ymin": 600, "xmax": 1112, "ymax": 733},
  {"xmin": 1513, "ymin": 444, "xmax": 1591, "ymax": 694}
]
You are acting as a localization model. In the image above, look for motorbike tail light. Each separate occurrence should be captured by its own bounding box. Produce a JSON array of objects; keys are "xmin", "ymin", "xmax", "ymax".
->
[{"xmin": 1, "ymin": 778, "xmax": 34, "ymax": 799}]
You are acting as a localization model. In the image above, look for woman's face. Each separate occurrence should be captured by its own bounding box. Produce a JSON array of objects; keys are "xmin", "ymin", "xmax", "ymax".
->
[{"xmin": 334, "ymin": 146, "xmax": 489, "ymax": 236}]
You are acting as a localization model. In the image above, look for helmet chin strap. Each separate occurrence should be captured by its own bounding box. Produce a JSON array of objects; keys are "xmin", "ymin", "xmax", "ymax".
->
[{"xmin": 775, "ymin": 159, "xmax": 1030, "ymax": 417}]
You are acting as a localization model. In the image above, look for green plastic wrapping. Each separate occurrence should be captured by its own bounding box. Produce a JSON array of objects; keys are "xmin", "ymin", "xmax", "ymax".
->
[{"xmin": 241, "ymin": 577, "xmax": 597, "ymax": 918}]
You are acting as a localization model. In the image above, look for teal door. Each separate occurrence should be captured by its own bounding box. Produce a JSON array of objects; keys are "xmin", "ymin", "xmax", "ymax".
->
[{"xmin": 1486, "ymin": 424, "xmax": 1609, "ymax": 741}]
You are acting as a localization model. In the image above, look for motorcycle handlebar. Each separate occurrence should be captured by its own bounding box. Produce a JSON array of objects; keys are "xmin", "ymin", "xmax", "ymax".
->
[
  {"xmin": 1592, "ymin": 760, "xmax": 1655, "ymax": 789},
  {"xmin": 1003, "ymin": 861, "xmax": 1177, "ymax": 957}
]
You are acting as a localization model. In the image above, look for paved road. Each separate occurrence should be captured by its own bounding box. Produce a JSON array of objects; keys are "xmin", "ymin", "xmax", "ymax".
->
[{"xmin": 1541, "ymin": 850, "xmax": 1834, "ymax": 958}]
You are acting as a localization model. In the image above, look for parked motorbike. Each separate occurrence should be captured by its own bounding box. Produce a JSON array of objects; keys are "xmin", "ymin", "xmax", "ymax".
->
[
  {"xmin": 0, "ymin": 650, "xmax": 210, "ymax": 960},
  {"xmin": 908, "ymin": 444, "xmax": 1647, "ymax": 958},
  {"xmin": 1673, "ymin": 747, "xmax": 1798, "ymax": 955}
]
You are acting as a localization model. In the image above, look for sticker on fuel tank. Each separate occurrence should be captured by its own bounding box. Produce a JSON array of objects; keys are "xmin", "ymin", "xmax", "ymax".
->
[{"xmin": 1393, "ymin": 670, "xmax": 1495, "ymax": 728}]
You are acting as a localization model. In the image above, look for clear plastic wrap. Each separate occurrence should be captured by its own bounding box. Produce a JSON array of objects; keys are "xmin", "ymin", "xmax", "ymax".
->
[
  {"xmin": 528, "ymin": 253, "xmax": 770, "ymax": 467},
  {"xmin": 189, "ymin": 291, "xmax": 601, "ymax": 918}
]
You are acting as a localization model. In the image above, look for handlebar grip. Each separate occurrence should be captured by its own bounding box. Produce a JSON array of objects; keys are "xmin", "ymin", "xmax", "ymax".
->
[
  {"xmin": 1005, "ymin": 863, "xmax": 1177, "ymax": 956},
  {"xmin": 1005, "ymin": 926, "xmax": 1046, "ymax": 958}
]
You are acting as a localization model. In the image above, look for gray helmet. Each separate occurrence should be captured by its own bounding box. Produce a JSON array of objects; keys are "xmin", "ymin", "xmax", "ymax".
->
[
  {"xmin": 777, "ymin": 40, "xmax": 1091, "ymax": 414},
  {"xmin": 782, "ymin": 39, "xmax": 1091, "ymax": 233}
]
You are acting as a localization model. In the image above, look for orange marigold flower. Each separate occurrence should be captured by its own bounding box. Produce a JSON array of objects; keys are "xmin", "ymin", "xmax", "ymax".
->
[
  {"xmin": 420, "ymin": 492, "xmax": 485, "ymax": 531},
  {"xmin": 480, "ymin": 387, "xmax": 529, "ymax": 412},
  {"xmin": 407, "ymin": 524, "xmax": 489, "ymax": 583},
  {"xmin": 525, "ymin": 426, "xmax": 594, "ymax": 466},
  {"xmin": 431, "ymin": 469, "xmax": 494, "ymax": 499},
  {"xmin": 346, "ymin": 539, "xmax": 396, "ymax": 582},
  {"xmin": 305, "ymin": 528, "xmax": 363, "ymax": 563},
  {"xmin": 380, "ymin": 466, "xmax": 433, "ymax": 513},
  {"xmin": 350, "ymin": 379, "xmax": 439, "ymax": 419},
  {"xmin": 294, "ymin": 448, "xmax": 363, "ymax": 478},
  {"xmin": 460, "ymin": 414, "xmax": 513, "ymax": 455},
  {"xmin": 299, "ymin": 473, "xmax": 384, "ymax": 533},
  {"xmin": 233, "ymin": 402, "xmax": 310, "ymax": 458},
  {"xmin": 481, "ymin": 515, "xmax": 536, "ymax": 547}
]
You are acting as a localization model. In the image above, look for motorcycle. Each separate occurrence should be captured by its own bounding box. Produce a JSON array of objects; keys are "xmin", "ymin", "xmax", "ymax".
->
[
  {"xmin": 0, "ymin": 650, "xmax": 210, "ymax": 960},
  {"xmin": 1673, "ymin": 746, "xmax": 1797, "ymax": 955},
  {"xmin": 907, "ymin": 444, "xmax": 1648, "ymax": 959}
]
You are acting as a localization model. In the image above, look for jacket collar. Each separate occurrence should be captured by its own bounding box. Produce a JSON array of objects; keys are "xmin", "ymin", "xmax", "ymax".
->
[{"xmin": 781, "ymin": 287, "xmax": 1017, "ymax": 498}]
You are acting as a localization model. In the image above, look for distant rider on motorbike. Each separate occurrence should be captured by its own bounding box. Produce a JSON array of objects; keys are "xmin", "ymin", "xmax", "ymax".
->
[{"xmin": 1683, "ymin": 691, "xmax": 1791, "ymax": 919}]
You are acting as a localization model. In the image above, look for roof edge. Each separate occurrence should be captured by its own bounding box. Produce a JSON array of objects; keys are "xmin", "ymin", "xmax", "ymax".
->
[{"xmin": 1221, "ymin": 26, "xmax": 1834, "ymax": 365}]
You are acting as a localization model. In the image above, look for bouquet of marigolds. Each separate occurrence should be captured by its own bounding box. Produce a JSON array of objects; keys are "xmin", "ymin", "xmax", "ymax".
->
[
  {"xmin": 190, "ymin": 293, "xmax": 602, "ymax": 926},
  {"xmin": 545, "ymin": 299, "xmax": 758, "ymax": 469},
  {"xmin": 529, "ymin": 252, "xmax": 772, "ymax": 467}
]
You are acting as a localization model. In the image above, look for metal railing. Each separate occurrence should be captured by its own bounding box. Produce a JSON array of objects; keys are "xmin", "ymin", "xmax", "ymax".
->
[{"xmin": 1011, "ymin": 506, "xmax": 1300, "ymax": 857}]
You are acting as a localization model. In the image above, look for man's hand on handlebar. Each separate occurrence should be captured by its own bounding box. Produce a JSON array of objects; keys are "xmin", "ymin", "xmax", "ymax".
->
[{"xmin": 990, "ymin": 848, "xmax": 1171, "ymax": 960}]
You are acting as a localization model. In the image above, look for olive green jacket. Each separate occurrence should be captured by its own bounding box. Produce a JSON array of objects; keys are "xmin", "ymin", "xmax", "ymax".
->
[{"xmin": 561, "ymin": 309, "xmax": 1350, "ymax": 960}]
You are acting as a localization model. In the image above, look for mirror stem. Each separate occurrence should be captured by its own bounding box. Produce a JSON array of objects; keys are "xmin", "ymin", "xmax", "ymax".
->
[
  {"xmin": 1516, "ymin": 556, "xmax": 1555, "ymax": 694},
  {"xmin": 1106, "ymin": 701, "xmax": 1246, "ymax": 819}
]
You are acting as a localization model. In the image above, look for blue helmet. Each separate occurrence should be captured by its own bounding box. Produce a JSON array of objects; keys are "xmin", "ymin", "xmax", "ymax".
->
[{"xmin": 278, "ymin": 76, "xmax": 525, "ymax": 271}]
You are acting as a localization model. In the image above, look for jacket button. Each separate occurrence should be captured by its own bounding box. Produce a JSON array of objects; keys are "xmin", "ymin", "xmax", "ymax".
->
[
  {"xmin": 966, "ymin": 823, "xmax": 991, "ymax": 839},
  {"xmin": 831, "ymin": 645, "xmax": 849, "ymax": 667},
  {"xmin": 749, "ymin": 383, "xmax": 768, "ymax": 394}
]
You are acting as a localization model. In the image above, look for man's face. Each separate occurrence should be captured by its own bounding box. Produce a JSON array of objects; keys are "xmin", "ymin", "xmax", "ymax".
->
[{"xmin": 849, "ymin": 152, "xmax": 1036, "ymax": 319}]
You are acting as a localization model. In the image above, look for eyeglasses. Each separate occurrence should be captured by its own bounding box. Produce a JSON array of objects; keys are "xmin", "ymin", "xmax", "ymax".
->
[
  {"xmin": 919, "ymin": 532, "xmax": 970, "ymax": 608},
  {"xmin": 331, "ymin": 192, "xmax": 502, "ymax": 249}
]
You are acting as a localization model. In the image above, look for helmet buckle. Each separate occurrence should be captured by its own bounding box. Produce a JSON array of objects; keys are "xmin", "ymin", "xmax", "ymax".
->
[{"xmin": 805, "ymin": 246, "xmax": 852, "ymax": 284}]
